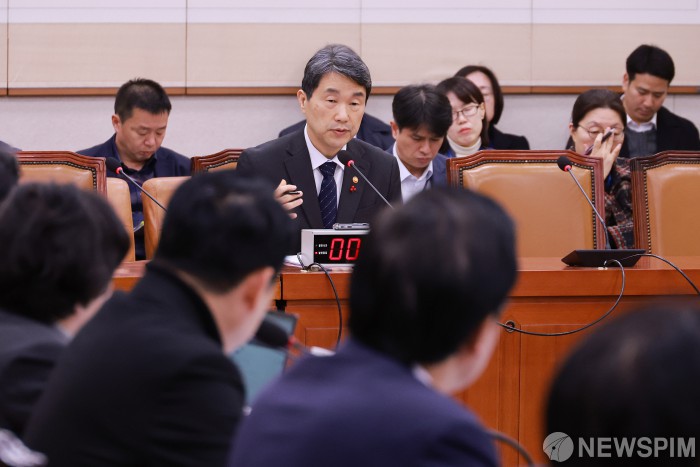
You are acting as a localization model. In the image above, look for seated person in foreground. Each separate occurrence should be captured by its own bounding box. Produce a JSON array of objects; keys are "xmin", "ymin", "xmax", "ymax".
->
[
  {"xmin": 24, "ymin": 172, "xmax": 292, "ymax": 466},
  {"xmin": 280, "ymin": 113, "xmax": 395, "ymax": 151},
  {"xmin": 236, "ymin": 44, "xmax": 401, "ymax": 253},
  {"xmin": 568, "ymin": 89, "xmax": 632, "ymax": 249},
  {"xmin": 547, "ymin": 302, "xmax": 700, "ymax": 466},
  {"xmin": 436, "ymin": 77, "xmax": 490, "ymax": 157},
  {"xmin": 388, "ymin": 84, "xmax": 453, "ymax": 201},
  {"xmin": 78, "ymin": 78, "xmax": 191, "ymax": 259},
  {"xmin": 229, "ymin": 187, "xmax": 518, "ymax": 467},
  {"xmin": 455, "ymin": 65, "xmax": 530, "ymax": 150},
  {"xmin": 0, "ymin": 183, "xmax": 129, "ymax": 435}
]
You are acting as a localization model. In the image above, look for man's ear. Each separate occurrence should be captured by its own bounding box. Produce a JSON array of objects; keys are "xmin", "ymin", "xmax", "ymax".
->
[
  {"xmin": 297, "ymin": 90, "xmax": 308, "ymax": 115},
  {"xmin": 111, "ymin": 114, "xmax": 121, "ymax": 133},
  {"xmin": 390, "ymin": 121, "xmax": 400, "ymax": 140},
  {"xmin": 622, "ymin": 73, "xmax": 630, "ymax": 92},
  {"xmin": 241, "ymin": 267, "xmax": 276, "ymax": 312}
]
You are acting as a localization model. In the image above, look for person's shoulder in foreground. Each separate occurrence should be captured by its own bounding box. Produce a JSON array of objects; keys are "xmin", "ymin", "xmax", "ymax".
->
[
  {"xmin": 0, "ymin": 182, "xmax": 129, "ymax": 436},
  {"xmin": 24, "ymin": 171, "xmax": 293, "ymax": 466},
  {"xmin": 229, "ymin": 186, "xmax": 518, "ymax": 467}
]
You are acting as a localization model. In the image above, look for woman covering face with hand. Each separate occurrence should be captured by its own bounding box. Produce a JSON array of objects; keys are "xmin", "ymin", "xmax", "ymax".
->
[
  {"xmin": 569, "ymin": 89, "xmax": 634, "ymax": 249},
  {"xmin": 436, "ymin": 77, "xmax": 489, "ymax": 158}
]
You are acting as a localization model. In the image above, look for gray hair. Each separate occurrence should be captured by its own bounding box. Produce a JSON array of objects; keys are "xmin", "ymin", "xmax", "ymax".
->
[{"xmin": 301, "ymin": 44, "xmax": 372, "ymax": 99}]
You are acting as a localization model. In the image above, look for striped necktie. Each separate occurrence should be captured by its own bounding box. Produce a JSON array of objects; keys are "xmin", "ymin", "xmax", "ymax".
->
[{"xmin": 318, "ymin": 161, "xmax": 338, "ymax": 228}]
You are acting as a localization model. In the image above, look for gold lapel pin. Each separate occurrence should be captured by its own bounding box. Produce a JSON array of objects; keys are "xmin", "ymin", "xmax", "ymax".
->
[{"xmin": 352, "ymin": 176, "xmax": 359, "ymax": 184}]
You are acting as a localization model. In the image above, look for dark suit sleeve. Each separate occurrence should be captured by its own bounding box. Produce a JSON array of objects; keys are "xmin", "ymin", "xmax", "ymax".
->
[
  {"xmin": 148, "ymin": 354, "xmax": 245, "ymax": 467},
  {"xmin": 387, "ymin": 156, "xmax": 402, "ymax": 204},
  {"xmin": 235, "ymin": 149, "xmax": 255, "ymax": 178},
  {"xmin": 0, "ymin": 342, "xmax": 62, "ymax": 435},
  {"xmin": 419, "ymin": 419, "xmax": 499, "ymax": 467}
]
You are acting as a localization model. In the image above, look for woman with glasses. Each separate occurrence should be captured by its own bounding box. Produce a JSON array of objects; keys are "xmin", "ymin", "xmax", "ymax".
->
[
  {"xmin": 569, "ymin": 89, "xmax": 634, "ymax": 249},
  {"xmin": 455, "ymin": 65, "xmax": 530, "ymax": 150},
  {"xmin": 436, "ymin": 76, "xmax": 489, "ymax": 158}
]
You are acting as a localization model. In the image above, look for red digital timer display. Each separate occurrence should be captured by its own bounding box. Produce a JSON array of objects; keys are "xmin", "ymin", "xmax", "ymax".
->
[{"xmin": 313, "ymin": 235, "xmax": 363, "ymax": 264}]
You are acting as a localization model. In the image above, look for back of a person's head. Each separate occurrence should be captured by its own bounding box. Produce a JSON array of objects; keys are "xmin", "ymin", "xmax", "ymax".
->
[
  {"xmin": 114, "ymin": 77, "xmax": 172, "ymax": 121},
  {"xmin": 626, "ymin": 44, "xmax": 675, "ymax": 83},
  {"xmin": 392, "ymin": 84, "xmax": 452, "ymax": 138},
  {"xmin": 547, "ymin": 302, "xmax": 700, "ymax": 466},
  {"xmin": 349, "ymin": 187, "xmax": 517, "ymax": 365},
  {"xmin": 301, "ymin": 44, "xmax": 372, "ymax": 99},
  {"xmin": 155, "ymin": 171, "xmax": 293, "ymax": 293},
  {"xmin": 0, "ymin": 151, "xmax": 19, "ymax": 202},
  {"xmin": 0, "ymin": 183, "xmax": 130, "ymax": 324}
]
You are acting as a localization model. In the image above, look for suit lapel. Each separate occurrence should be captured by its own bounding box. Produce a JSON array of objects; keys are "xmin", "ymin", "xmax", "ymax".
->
[
  {"xmin": 337, "ymin": 139, "xmax": 369, "ymax": 222},
  {"xmin": 284, "ymin": 133, "xmax": 324, "ymax": 229}
]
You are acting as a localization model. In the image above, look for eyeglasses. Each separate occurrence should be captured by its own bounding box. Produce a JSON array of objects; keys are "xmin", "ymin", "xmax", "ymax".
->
[
  {"xmin": 579, "ymin": 126, "xmax": 625, "ymax": 142},
  {"xmin": 452, "ymin": 104, "xmax": 479, "ymax": 121}
]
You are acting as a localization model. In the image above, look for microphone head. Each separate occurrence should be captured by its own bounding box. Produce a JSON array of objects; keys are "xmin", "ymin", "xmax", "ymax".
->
[
  {"xmin": 336, "ymin": 150, "xmax": 353, "ymax": 167},
  {"xmin": 557, "ymin": 155, "xmax": 572, "ymax": 172},
  {"xmin": 105, "ymin": 157, "xmax": 123, "ymax": 174},
  {"xmin": 253, "ymin": 317, "xmax": 290, "ymax": 349}
]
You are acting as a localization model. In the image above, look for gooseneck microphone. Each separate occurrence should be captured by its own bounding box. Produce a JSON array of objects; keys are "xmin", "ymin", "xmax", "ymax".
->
[
  {"xmin": 337, "ymin": 150, "xmax": 394, "ymax": 210},
  {"xmin": 557, "ymin": 155, "xmax": 609, "ymax": 248},
  {"xmin": 105, "ymin": 157, "xmax": 167, "ymax": 212}
]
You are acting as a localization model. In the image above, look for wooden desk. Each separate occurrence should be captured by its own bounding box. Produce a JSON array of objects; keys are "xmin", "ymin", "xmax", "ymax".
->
[{"xmin": 112, "ymin": 257, "xmax": 700, "ymax": 465}]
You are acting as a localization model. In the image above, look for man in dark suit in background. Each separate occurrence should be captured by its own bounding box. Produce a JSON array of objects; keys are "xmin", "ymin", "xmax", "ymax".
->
[
  {"xmin": 25, "ymin": 172, "xmax": 293, "ymax": 466},
  {"xmin": 229, "ymin": 187, "xmax": 518, "ymax": 467},
  {"xmin": 78, "ymin": 78, "xmax": 191, "ymax": 259},
  {"xmin": 279, "ymin": 113, "xmax": 395, "ymax": 151},
  {"xmin": 236, "ymin": 44, "xmax": 401, "ymax": 253},
  {"xmin": 388, "ymin": 84, "xmax": 453, "ymax": 202},
  {"xmin": 620, "ymin": 44, "xmax": 700, "ymax": 158},
  {"xmin": 0, "ymin": 183, "xmax": 128, "ymax": 436}
]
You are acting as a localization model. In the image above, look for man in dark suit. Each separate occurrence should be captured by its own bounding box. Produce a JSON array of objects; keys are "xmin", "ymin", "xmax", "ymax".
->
[
  {"xmin": 0, "ymin": 183, "xmax": 129, "ymax": 436},
  {"xmin": 25, "ymin": 172, "xmax": 293, "ymax": 466},
  {"xmin": 78, "ymin": 78, "xmax": 191, "ymax": 259},
  {"xmin": 229, "ymin": 187, "xmax": 518, "ymax": 467},
  {"xmin": 279, "ymin": 113, "xmax": 395, "ymax": 151},
  {"xmin": 620, "ymin": 44, "xmax": 700, "ymax": 158},
  {"xmin": 237, "ymin": 44, "xmax": 401, "ymax": 253},
  {"xmin": 388, "ymin": 84, "xmax": 453, "ymax": 201}
]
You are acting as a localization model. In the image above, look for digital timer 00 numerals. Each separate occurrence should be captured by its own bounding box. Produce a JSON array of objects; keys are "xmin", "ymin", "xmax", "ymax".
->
[{"xmin": 300, "ymin": 228, "xmax": 370, "ymax": 267}]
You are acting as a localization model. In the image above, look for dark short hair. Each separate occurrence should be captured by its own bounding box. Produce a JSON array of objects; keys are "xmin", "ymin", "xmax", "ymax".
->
[
  {"xmin": 0, "ymin": 151, "xmax": 19, "ymax": 201},
  {"xmin": 114, "ymin": 78, "xmax": 172, "ymax": 122},
  {"xmin": 626, "ymin": 44, "xmax": 675, "ymax": 84},
  {"xmin": 571, "ymin": 89, "xmax": 627, "ymax": 129},
  {"xmin": 436, "ymin": 76, "xmax": 490, "ymax": 149},
  {"xmin": 547, "ymin": 302, "xmax": 700, "ymax": 465},
  {"xmin": 0, "ymin": 183, "xmax": 130, "ymax": 323},
  {"xmin": 301, "ymin": 44, "xmax": 372, "ymax": 100},
  {"xmin": 155, "ymin": 171, "xmax": 293, "ymax": 293},
  {"xmin": 455, "ymin": 65, "xmax": 505, "ymax": 126},
  {"xmin": 349, "ymin": 187, "xmax": 517, "ymax": 365},
  {"xmin": 392, "ymin": 84, "xmax": 453, "ymax": 138}
]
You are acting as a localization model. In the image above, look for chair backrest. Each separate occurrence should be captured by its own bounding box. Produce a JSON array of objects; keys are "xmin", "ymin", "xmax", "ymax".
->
[
  {"xmin": 106, "ymin": 178, "xmax": 136, "ymax": 262},
  {"xmin": 142, "ymin": 176, "xmax": 189, "ymax": 259},
  {"xmin": 191, "ymin": 149, "xmax": 242, "ymax": 173},
  {"xmin": 630, "ymin": 151, "xmax": 700, "ymax": 255},
  {"xmin": 447, "ymin": 150, "xmax": 606, "ymax": 257},
  {"xmin": 17, "ymin": 151, "xmax": 106, "ymax": 195}
]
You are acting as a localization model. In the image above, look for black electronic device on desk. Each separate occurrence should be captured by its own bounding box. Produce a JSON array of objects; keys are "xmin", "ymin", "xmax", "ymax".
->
[
  {"xmin": 561, "ymin": 249, "xmax": 645, "ymax": 267},
  {"xmin": 300, "ymin": 223, "xmax": 370, "ymax": 267}
]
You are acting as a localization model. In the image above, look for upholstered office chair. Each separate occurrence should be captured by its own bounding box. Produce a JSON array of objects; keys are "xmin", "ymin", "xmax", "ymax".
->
[
  {"xmin": 190, "ymin": 149, "xmax": 242, "ymax": 174},
  {"xmin": 631, "ymin": 151, "xmax": 700, "ymax": 255},
  {"xmin": 447, "ymin": 150, "xmax": 606, "ymax": 257},
  {"xmin": 106, "ymin": 178, "xmax": 136, "ymax": 262},
  {"xmin": 17, "ymin": 151, "xmax": 106, "ymax": 195},
  {"xmin": 142, "ymin": 176, "xmax": 188, "ymax": 259}
]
